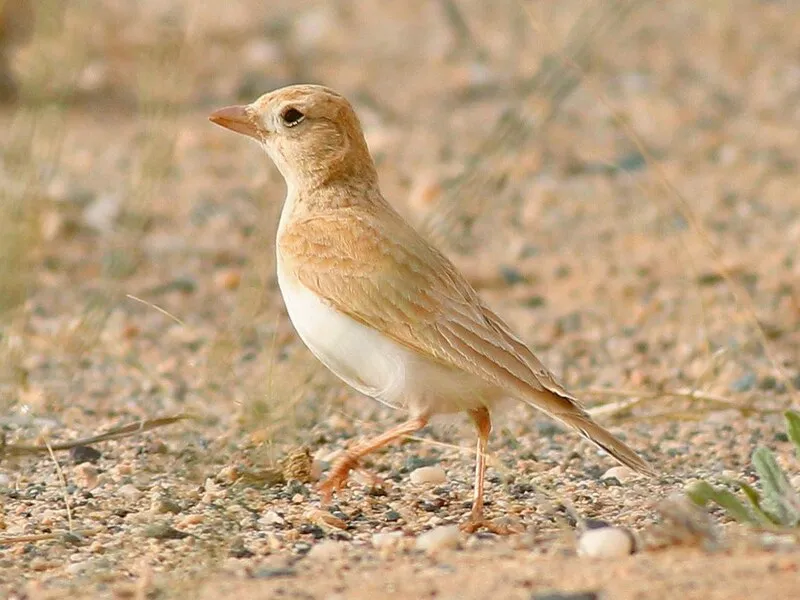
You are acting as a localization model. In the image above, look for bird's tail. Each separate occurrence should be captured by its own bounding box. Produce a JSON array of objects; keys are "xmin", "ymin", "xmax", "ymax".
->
[
  {"xmin": 560, "ymin": 412, "xmax": 657, "ymax": 477},
  {"xmin": 521, "ymin": 389, "xmax": 656, "ymax": 477}
]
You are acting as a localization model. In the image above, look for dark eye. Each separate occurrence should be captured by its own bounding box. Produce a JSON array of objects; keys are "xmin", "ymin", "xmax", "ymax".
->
[{"xmin": 281, "ymin": 107, "xmax": 305, "ymax": 127}]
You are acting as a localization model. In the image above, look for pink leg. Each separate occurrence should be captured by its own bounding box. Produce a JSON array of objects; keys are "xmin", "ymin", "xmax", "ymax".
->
[{"xmin": 318, "ymin": 415, "xmax": 429, "ymax": 502}]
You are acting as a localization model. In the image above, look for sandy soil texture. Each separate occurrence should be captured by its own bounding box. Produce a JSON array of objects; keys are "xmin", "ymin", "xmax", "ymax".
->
[{"xmin": 1, "ymin": 1, "xmax": 799, "ymax": 598}]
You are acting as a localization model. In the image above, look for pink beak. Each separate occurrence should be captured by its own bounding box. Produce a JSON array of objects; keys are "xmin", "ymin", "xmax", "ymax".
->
[{"xmin": 209, "ymin": 105, "xmax": 259, "ymax": 140}]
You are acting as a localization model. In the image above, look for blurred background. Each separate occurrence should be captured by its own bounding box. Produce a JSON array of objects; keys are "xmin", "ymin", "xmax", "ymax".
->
[{"xmin": 0, "ymin": 0, "xmax": 798, "ymax": 467}]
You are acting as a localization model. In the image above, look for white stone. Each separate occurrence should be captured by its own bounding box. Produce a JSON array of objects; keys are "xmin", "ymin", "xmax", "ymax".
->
[
  {"xmin": 372, "ymin": 531, "xmax": 404, "ymax": 550},
  {"xmin": 308, "ymin": 540, "xmax": 347, "ymax": 561},
  {"xmin": 601, "ymin": 466, "xmax": 640, "ymax": 484},
  {"xmin": 260, "ymin": 510, "xmax": 285, "ymax": 526},
  {"xmin": 66, "ymin": 560, "xmax": 92, "ymax": 575},
  {"xmin": 409, "ymin": 466, "xmax": 447, "ymax": 486},
  {"xmin": 415, "ymin": 525, "xmax": 461, "ymax": 554},
  {"xmin": 117, "ymin": 484, "xmax": 142, "ymax": 502},
  {"xmin": 577, "ymin": 527, "xmax": 635, "ymax": 558}
]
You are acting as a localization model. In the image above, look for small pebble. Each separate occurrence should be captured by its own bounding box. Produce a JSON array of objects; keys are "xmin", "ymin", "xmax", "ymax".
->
[
  {"xmin": 74, "ymin": 463, "xmax": 99, "ymax": 489},
  {"xmin": 177, "ymin": 514, "xmax": 204, "ymax": 527},
  {"xmin": 214, "ymin": 269, "xmax": 241, "ymax": 290},
  {"xmin": 261, "ymin": 511, "xmax": 286, "ymax": 526},
  {"xmin": 600, "ymin": 466, "xmax": 640, "ymax": 484},
  {"xmin": 69, "ymin": 445, "xmax": 102, "ymax": 464},
  {"xmin": 372, "ymin": 531, "xmax": 404, "ymax": 550},
  {"xmin": 66, "ymin": 560, "xmax": 93, "ymax": 575},
  {"xmin": 150, "ymin": 495, "xmax": 182, "ymax": 515},
  {"xmin": 117, "ymin": 484, "xmax": 143, "ymax": 502},
  {"xmin": 143, "ymin": 522, "xmax": 190, "ymax": 540},
  {"xmin": 577, "ymin": 527, "xmax": 635, "ymax": 558},
  {"xmin": 409, "ymin": 465, "xmax": 447, "ymax": 485},
  {"xmin": 415, "ymin": 525, "xmax": 461, "ymax": 554},
  {"xmin": 307, "ymin": 540, "xmax": 347, "ymax": 560}
]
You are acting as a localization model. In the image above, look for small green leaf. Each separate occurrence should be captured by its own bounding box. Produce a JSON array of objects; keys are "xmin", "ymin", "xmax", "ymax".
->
[
  {"xmin": 736, "ymin": 481, "xmax": 781, "ymax": 526},
  {"xmin": 752, "ymin": 446, "xmax": 800, "ymax": 526},
  {"xmin": 785, "ymin": 410, "xmax": 800, "ymax": 458},
  {"xmin": 686, "ymin": 481, "xmax": 758, "ymax": 524}
]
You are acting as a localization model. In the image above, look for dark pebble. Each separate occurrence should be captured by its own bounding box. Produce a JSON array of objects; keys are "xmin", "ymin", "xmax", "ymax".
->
[
  {"xmin": 500, "ymin": 266, "xmax": 525, "ymax": 285},
  {"xmin": 253, "ymin": 567, "xmax": 296, "ymax": 579},
  {"xmin": 533, "ymin": 592, "xmax": 599, "ymax": 600},
  {"xmin": 384, "ymin": 510, "xmax": 402, "ymax": 522},
  {"xmin": 293, "ymin": 543, "xmax": 311, "ymax": 555},
  {"xmin": 143, "ymin": 523, "xmax": 189, "ymax": 540},
  {"xmin": 285, "ymin": 481, "xmax": 309, "ymax": 497},
  {"xmin": 730, "ymin": 372, "xmax": 757, "ymax": 393},
  {"xmin": 228, "ymin": 539, "xmax": 254, "ymax": 559},
  {"xmin": 70, "ymin": 445, "xmax": 102, "ymax": 464},
  {"xmin": 583, "ymin": 519, "xmax": 611, "ymax": 530},
  {"xmin": 298, "ymin": 524, "xmax": 325, "ymax": 539},
  {"xmin": 60, "ymin": 532, "xmax": 85, "ymax": 546}
]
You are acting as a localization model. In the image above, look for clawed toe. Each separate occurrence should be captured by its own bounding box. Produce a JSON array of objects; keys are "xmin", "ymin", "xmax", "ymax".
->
[
  {"xmin": 460, "ymin": 512, "xmax": 519, "ymax": 536},
  {"xmin": 317, "ymin": 454, "xmax": 360, "ymax": 503}
]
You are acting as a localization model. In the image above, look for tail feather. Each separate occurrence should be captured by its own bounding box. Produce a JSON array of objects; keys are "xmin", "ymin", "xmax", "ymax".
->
[
  {"xmin": 520, "ymin": 390, "xmax": 656, "ymax": 477},
  {"xmin": 565, "ymin": 414, "xmax": 657, "ymax": 477}
]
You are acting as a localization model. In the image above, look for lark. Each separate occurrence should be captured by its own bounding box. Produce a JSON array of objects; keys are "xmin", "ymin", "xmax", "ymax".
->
[{"xmin": 210, "ymin": 84, "xmax": 655, "ymax": 531}]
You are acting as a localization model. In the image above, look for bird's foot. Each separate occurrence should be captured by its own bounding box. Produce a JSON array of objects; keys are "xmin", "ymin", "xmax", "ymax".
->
[
  {"xmin": 460, "ymin": 510, "xmax": 519, "ymax": 536},
  {"xmin": 317, "ymin": 452, "xmax": 360, "ymax": 503}
]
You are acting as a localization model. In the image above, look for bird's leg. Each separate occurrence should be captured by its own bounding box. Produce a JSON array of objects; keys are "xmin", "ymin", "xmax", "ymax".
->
[
  {"xmin": 318, "ymin": 415, "xmax": 428, "ymax": 503},
  {"xmin": 461, "ymin": 407, "xmax": 492, "ymax": 533},
  {"xmin": 461, "ymin": 407, "xmax": 514, "ymax": 534}
]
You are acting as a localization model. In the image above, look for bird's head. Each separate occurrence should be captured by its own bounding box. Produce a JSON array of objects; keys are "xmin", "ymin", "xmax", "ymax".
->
[{"xmin": 209, "ymin": 84, "xmax": 376, "ymax": 190}]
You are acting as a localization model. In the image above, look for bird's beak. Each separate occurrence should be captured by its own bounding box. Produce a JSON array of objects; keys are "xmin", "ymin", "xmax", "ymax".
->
[{"xmin": 209, "ymin": 105, "xmax": 259, "ymax": 140}]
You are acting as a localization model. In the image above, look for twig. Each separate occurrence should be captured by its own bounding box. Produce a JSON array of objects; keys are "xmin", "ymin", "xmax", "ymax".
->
[
  {"xmin": 0, "ymin": 529, "xmax": 103, "ymax": 545},
  {"xmin": 583, "ymin": 386, "xmax": 781, "ymax": 418},
  {"xmin": 44, "ymin": 438, "xmax": 73, "ymax": 533},
  {"xmin": 0, "ymin": 414, "xmax": 193, "ymax": 459},
  {"xmin": 126, "ymin": 294, "xmax": 185, "ymax": 326}
]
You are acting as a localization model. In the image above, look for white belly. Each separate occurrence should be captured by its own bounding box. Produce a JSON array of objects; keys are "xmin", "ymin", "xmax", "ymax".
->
[{"xmin": 276, "ymin": 261, "xmax": 499, "ymax": 416}]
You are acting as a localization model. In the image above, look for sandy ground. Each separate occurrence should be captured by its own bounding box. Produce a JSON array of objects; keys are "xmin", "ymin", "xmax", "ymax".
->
[{"xmin": 1, "ymin": 1, "xmax": 799, "ymax": 598}]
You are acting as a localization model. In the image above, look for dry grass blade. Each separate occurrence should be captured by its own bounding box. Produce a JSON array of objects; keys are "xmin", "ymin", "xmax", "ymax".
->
[
  {"xmin": 0, "ymin": 414, "xmax": 193, "ymax": 459},
  {"xmin": 584, "ymin": 386, "xmax": 780, "ymax": 419},
  {"xmin": 44, "ymin": 437, "xmax": 74, "ymax": 532},
  {"xmin": 0, "ymin": 529, "xmax": 103, "ymax": 545}
]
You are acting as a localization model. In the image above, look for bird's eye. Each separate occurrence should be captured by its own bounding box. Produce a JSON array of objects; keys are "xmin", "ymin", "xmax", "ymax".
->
[{"xmin": 280, "ymin": 107, "xmax": 305, "ymax": 127}]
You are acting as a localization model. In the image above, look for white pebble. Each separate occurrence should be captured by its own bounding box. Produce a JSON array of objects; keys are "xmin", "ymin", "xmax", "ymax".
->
[
  {"xmin": 409, "ymin": 465, "xmax": 447, "ymax": 485},
  {"xmin": 372, "ymin": 531, "xmax": 404, "ymax": 550},
  {"xmin": 260, "ymin": 510, "xmax": 285, "ymax": 526},
  {"xmin": 601, "ymin": 466, "xmax": 640, "ymax": 484},
  {"xmin": 578, "ymin": 527, "xmax": 635, "ymax": 558},
  {"xmin": 117, "ymin": 484, "xmax": 142, "ymax": 502},
  {"xmin": 307, "ymin": 540, "xmax": 346, "ymax": 561},
  {"xmin": 66, "ymin": 560, "xmax": 92, "ymax": 575},
  {"xmin": 415, "ymin": 525, "xmax": 461, "ymax": 554}
]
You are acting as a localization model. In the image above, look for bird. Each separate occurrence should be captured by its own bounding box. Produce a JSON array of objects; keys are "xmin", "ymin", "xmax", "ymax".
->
[{"xmin": 209, "ymin": 84, "xmax": 655, "ymax": 532}]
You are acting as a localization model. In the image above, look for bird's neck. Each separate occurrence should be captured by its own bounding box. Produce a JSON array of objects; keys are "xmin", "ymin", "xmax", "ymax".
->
[{"xmin": 277, "ymin": 172, "xmax": 389, "ymax": 234}]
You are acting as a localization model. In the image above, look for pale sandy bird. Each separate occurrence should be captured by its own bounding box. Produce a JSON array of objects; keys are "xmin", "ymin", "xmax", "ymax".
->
[{"xmin": 210, "ymin": 85, "xmax": 655, "ymax": 531}]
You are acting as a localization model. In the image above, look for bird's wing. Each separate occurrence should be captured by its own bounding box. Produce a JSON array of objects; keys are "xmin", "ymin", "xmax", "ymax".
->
[
  {"xmin": 279, "ymin": 206, "xmax": 655, "ymax": 477},
  {"xmin": 279, "ymin": 207, "xmax": 576, "ymax": 414}
]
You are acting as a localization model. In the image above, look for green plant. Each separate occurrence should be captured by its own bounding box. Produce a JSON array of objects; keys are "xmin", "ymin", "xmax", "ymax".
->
[{"xmin": 687, "ymin": 411, "xmax": 800, "ymax": 527}]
